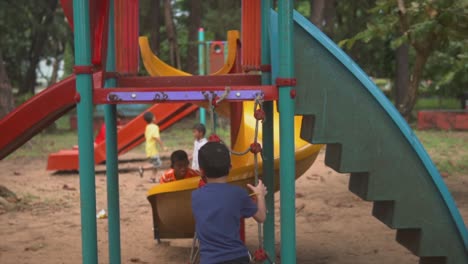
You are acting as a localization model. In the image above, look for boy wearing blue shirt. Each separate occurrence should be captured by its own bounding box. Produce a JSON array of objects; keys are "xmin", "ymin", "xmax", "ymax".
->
[{"xmin": 191, "ymin": 142, "xmax": 267, "ymax": 264}]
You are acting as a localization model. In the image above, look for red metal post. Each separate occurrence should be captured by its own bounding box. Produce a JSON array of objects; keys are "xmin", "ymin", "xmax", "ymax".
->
[
  {"xmin": 241, "ymin": 0, "xmax": 261, "ymax": 71},
  {"xmin": 114, "ymin": 0, "xmax": 139, "ymax": 74}
]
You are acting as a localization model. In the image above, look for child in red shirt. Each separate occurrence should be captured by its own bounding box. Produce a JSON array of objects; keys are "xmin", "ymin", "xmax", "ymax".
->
[
  {"xmin": 94, "ymin": 112, "xmax": 124, "ymax": 144},
  {"xmin": 160, "ymin": 150, "xmax": 199, "ymax": 183}
]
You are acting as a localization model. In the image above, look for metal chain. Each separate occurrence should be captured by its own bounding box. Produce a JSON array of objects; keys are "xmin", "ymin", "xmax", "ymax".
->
[
  {"xmin": 205, "ymin": 92, "xmax": 271, "ymax": 263},
  {"xmin": 252, "ymin": 95, "xmax": 264, "ymax": 254},
  {"xmin": 230, "ymin": 148, "xmax": 251, "ymax": 156},
  {"xmin": 205, "ymin": 87, "xmax": 231, "ymax": 136}
]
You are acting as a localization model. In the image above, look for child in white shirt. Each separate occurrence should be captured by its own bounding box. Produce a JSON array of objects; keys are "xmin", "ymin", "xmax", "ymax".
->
[{"xmin": 191, "ymin": 123, "xmax": 208, "ymax": 172}]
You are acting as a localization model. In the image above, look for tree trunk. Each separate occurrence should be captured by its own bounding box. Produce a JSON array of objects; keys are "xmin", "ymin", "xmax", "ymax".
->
[
  {"xmin": 0, "ymin": 50, "xmax": 15, "ymax": 118},
  {"xmin": 49, "ymin": 58, "xmax": 60, "ymax": 85},
  {"xmin": 400, "ymin": 52, "xmax": 429, "ymax": 120},
  {"xmin": 21, "ymin": 57, "xmax": 40, "ymax": 95},
  {"xmin": 150, "ymin": 0, "xmax": 161, "ymax": 54},
  {"xmin": 48, "ymin": 39, "xmax": 64, "ymax": 86},
  {"xmin": 394, "ymin": 43, "xmax": 409, "ymax": 111},
  {"xmin": 18, "ymin": 0, "xmax": 58, "ymax": 95},
  {"xmin": 310, "ymin": 0, "xmax": 325, "ymax": 28},
  {"xmin": 187, "ymin": 0, "xmax": 201, "ymax": 74},
  {"xmin": 163, "ymin": 0, "xmax": 181, "ymax": 68},
  {"xmin": 323, "ymin": 0, "xmax": 335, "ymax": 36}
]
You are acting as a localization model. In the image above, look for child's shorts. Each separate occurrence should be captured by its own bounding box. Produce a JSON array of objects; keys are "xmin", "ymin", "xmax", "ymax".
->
[{"xmin": 148, "ymin": 155, "xmax": 162, "ymax": 168}]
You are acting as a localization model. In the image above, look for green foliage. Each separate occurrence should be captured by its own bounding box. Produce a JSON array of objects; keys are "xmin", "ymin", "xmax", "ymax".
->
[
  {"xmin": 63, "ymin": 42, "xmax": 74, "ymax": 77},
  {"xmin": 1, "ymin": 0, "xmax": 70, "ymax": 93},
  {"xmin": 14, "ymin": 92, "xmax": 35, "ymax": 105},
  {"xmin": 424, "ymin": 40, "xmax": 468, "ymax": 97},
  {"xmin": 330, "ymin": 0, "xmax": 394, "ymax": 78},
  {"xmin": 201, "ymin": 0, "xmax": 241, "ymax": 40},
  {"xmin": 341, "ymin": 0, "xmax": 468, "ymax": 97}
]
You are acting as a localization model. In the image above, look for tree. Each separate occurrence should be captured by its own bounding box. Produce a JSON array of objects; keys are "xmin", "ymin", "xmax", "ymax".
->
[
  {"xmin": 140, "ymin": 0, "xmax": 163, "ymax": 55},
  {"xmin": 202, "ymin": 0, "xmax": 241, "ymax": 40},
  {"xmin": 394, "ymin": 43, "xmax": 410, "ymax": 110},
  {"xmin": 164, "ymin": 0, "xmax": 181, "ymax": 68},
  {"xmin": 0, "ymin": 49, "xmax": 15, "ymax": 118},
  {"xmin": 187, "ymin": 0, "xmax": 201, "ymax": 74},
  {"xmin": 424, "ymin": 40, "xmax": 468, "ymax": 99},
  {"xmin": 150, "ymin": 0, "xmax": 162, "ymax": 54},
  {"xmin": 19, "ymin": 0, "xmax": 59, "ymax": 94},
  {"xmin": 309, "ymin": 0, "xmax": 335, "ymax": 36},
  {"xmin": 0, "ymin": 0, "xmax": 68, "ymax": 96},
  {"xmin": 342, "ymin": 0, "xmax": 468, "ymax": 119}
]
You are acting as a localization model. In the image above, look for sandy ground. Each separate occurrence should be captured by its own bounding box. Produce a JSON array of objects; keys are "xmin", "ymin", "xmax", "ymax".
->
[{"xmin": 1, "ymin": 149, "xmax": 467, "ymax": 264}]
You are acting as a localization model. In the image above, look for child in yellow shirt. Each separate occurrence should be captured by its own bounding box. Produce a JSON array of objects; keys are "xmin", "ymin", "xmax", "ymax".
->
[{"xmin": 139, "ymin": 112, "xmax": 166, "ymax": 182}]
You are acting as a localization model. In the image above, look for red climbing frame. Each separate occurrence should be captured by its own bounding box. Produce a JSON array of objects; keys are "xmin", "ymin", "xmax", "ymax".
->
[{"xmin": 60, "ymin": 0, "xmax": 110, "ymax": 67}]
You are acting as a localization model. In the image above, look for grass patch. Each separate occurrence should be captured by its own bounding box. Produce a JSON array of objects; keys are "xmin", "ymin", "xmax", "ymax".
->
[
  {"xmin": 7, "ymin": 115, "xmax": 231, "ymax": 160},
  {"xmin": 7, "ymin": 131, "xmax": 77, "ymax": 159},
  {"xmin": 416, "ymin": 130, "xmax": 468, "ymax": 176},
  {"xmin": 160, "ymin": 115, "xmax": 230, "ymax": 151},
  {"xmin": 114, "ymin": 114, "xmax": 231, "ymax": 155},
  {"xmin": 414, "ymin": 97, "xmax": 460, "ymax": 110},
  {"xmin": 54, "ymin": 115, "xmax": 71, "ymax": 130}
]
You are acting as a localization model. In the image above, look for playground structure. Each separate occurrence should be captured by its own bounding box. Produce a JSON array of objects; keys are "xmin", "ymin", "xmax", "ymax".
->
[
  {"xmin": 0, "ymin": 1, "xmax": 467, "ymax": 264},
  {"xmin": 139, "ymin": 40, "xmax": 321, "ymax": 239},
  {"xmin": 45, "ymin": 31, "xmax": 237, "ymax": 171}
]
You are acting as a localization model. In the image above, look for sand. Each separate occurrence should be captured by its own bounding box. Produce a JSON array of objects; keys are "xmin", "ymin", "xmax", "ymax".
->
[{"xmin": 1, "ymin": 149, "xmax": 467, "ymax": 264}]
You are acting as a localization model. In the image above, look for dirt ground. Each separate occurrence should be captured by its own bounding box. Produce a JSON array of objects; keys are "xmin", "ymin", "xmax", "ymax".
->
[{"xmin": 1, "ymin": 148, "xmax": 467, "ymax": 264}]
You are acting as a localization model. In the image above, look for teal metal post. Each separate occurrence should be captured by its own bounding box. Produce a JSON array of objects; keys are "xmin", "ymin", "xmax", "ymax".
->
[
  {"xmin": 72, "ymin": 0, "xmax": 98, "ymax": 263},
  {"xmin": 104, "ymin": 0, "xmax": 121, "ymax": 263},
  {"xmin": 261, "ymin": 0, "xmax": 275, "ymax": 262},
  {"xmin": 198, "ymin": 28, "xmax": 206, "ymax": 125},
  {"xmin": 278, "ymin": 0, "xmax": 296, "ymax": 263}
]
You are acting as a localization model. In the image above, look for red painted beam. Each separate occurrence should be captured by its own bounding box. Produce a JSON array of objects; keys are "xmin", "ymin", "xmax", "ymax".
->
[{"xmin": 117, "ymin": 74, "xmax": 262, "ymax": 88}]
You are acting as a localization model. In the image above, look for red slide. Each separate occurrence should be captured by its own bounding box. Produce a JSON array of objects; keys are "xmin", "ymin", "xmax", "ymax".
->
[
  {"xmin": 0, "ymin": 71, "xmax": 198, "ymax": 170},
  {"xmin": 0, "ymin": 72, "xmax": 102, "ymax": 160},
  {"xmin": 46, "ymin": 103, "xmax": 198, "ymax": 171}
]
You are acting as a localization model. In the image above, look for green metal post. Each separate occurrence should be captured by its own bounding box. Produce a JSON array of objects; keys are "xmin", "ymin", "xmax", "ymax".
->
[
  {"xmin": 104, "ymin": 0, "xmax": 121, "ymax": 263},
  {"xmin": 278, "ymin": 0, "xmax": 296, "ymax": 263},
  {"xmin": 261, "ymin": 0, "xmax": 275, "ymax": 262},
  {"xmin": 72, "ymin": 0, "xmax": 98, "ymax": 263},
  {"xmin": 198, "ymin": 28, "xmax": 206, "ymax": 125}
]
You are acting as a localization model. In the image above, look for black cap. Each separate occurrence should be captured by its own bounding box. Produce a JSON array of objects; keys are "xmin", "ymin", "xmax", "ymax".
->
[{"xmin": 198, "ymin": 142, "xmax": 231, "ymax": 178}]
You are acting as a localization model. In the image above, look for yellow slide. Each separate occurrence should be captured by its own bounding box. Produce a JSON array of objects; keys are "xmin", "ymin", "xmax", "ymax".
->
[{"xmin": 141, "ymin": 33, "xmax": 322, "ymax": 239}]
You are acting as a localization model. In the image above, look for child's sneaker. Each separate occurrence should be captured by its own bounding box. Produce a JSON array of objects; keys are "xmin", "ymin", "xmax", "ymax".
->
[{"xmin": 138, "ymin": 166, "xmax": 144, "ymax": 178}]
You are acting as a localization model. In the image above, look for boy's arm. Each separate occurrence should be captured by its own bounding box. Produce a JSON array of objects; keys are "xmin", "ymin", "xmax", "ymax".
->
[
  {"xmin": 252, "ymin": 195, "xmax": 266, "ymax": 223},
  {"xmin": 247, "ymin": 180, "xmax": 268, "ymax": 223},
  {"xmin": 153, "ymin": 136, "xmax": 168, "ymax": 151},
  {"xmin": 151, "ymin": 126, "xmax": 167, "ymax": 151}
]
